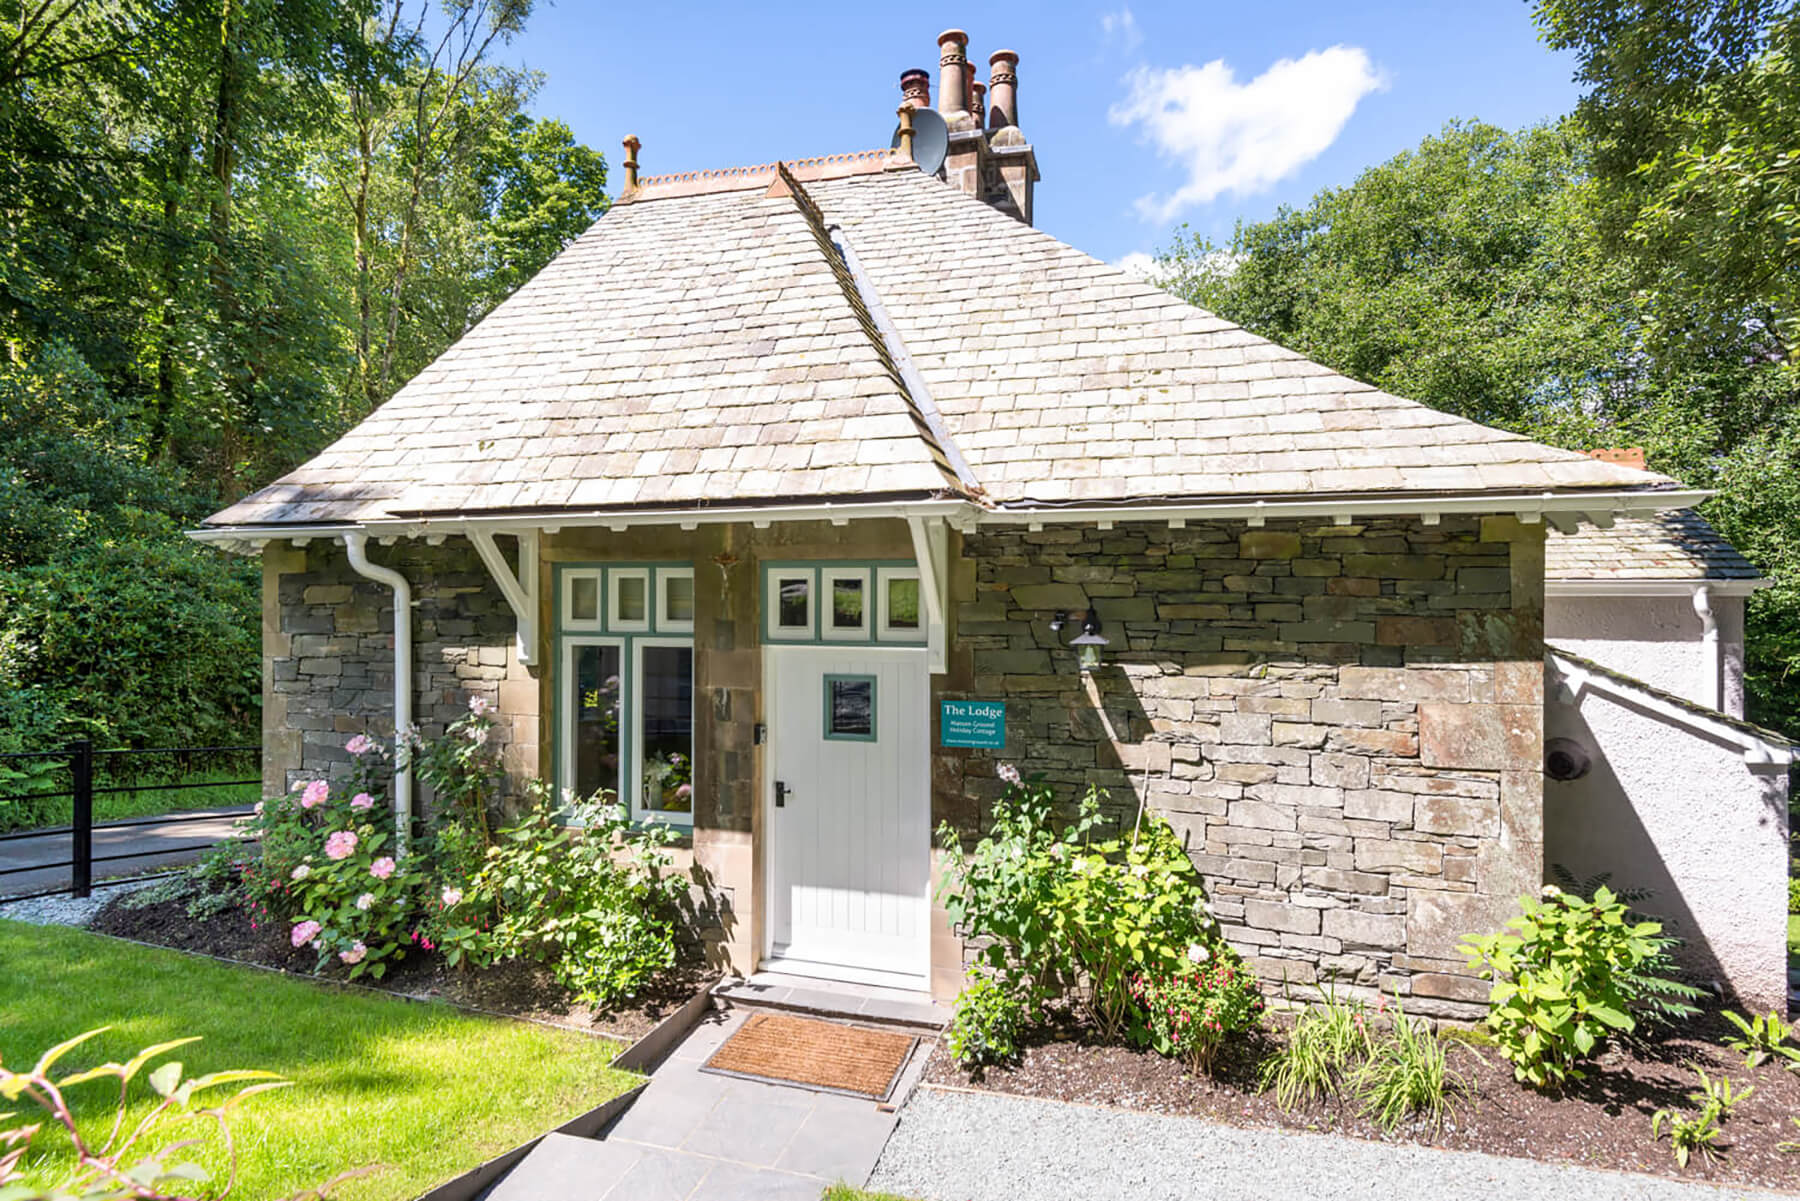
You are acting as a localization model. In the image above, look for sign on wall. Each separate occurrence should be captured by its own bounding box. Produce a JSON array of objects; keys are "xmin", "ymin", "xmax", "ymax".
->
[{"xmin": 940, "ymin": 700, "xmax": 1006, "ymax": 749}]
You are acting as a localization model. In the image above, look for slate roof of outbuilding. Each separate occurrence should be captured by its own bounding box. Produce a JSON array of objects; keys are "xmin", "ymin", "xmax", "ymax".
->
[
  {"xmin": 1547, "ymin": 510, "xmax": 1762, "ymax": 581},
  {"xmin": 206, "ymin": 159, "xmax": 1677, "ymax": 528}
]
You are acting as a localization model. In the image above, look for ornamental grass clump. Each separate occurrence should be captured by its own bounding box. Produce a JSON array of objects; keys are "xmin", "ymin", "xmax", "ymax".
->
[
  {"xmin": 1258, "ymin": 981, "xmax": 1375, "ymax": 1109},
  {"xmin": 1350, "ymin": 1000, "xmax": 1467, "ymax": 1133}
]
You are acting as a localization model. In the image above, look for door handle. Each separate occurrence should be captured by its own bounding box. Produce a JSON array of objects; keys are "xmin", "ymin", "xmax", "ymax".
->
[{"xmin": 775, "ymin": 780, "xmax": 790, "ymax": 808}]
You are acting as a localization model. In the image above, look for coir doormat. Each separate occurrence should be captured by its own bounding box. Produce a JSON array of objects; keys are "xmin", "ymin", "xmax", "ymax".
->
[{"xmin": 702, "ymin": 1012, "xmax": 917, "ymax": 1101}]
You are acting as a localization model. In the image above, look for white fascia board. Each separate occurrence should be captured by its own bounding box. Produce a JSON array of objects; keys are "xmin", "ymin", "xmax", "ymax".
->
[
  {"xmin": 1547, "ymin": 578, "xmax": 1770, "ymax": 598},
  {"xmin": 978, "ymin": 490, "xmax": 1713, "ymax": 527},
  {"xmin": 1548, "ymin": 651, "xmax": 1795, "ymax": 768},
  {"xmin": 361, "ymin": 498, "xmax": 973, "ymax": 538}
]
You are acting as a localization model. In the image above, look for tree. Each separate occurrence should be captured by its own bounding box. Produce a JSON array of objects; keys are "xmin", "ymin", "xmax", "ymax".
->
[{"xmin": 1156, "ymin": 118, "xmax": 1800, "ymax": 733}]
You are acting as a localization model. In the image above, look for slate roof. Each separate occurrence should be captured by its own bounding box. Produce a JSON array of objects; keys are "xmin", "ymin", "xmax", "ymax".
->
[
  {"xmin": 206, "ymin": 158, "xmax": 1677, "ymax": 528},
  {"xmin": 1547, "ymin": 511, "xmax": 1761, "ymax": 582}
]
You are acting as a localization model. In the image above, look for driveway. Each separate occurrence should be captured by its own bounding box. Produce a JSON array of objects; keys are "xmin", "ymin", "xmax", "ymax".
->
[
  {"xmin": 869, "ymin": 1086, "xmax": 1793, "ymax": 1201},
  {"xmin": 0, "ymin": 808, "xmax": 253, "ymax": 897}
]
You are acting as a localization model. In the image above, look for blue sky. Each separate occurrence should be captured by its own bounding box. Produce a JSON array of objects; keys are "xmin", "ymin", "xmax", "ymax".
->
[{"xmin": 498, "ymin": 2, "xmax": 1583, "ymax": 266}]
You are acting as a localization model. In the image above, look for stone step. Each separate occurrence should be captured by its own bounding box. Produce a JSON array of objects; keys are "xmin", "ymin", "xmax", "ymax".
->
[
  {"xmin": 714, "ymin": 974, "xmax": 949, "ymax": 1033},
  {"xmin": 482, "ymin": 1132, "xmax": 637, "ymax": 1201}
]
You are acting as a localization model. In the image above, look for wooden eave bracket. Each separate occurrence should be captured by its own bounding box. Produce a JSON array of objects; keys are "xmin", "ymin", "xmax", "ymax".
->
[
  {"xmin": 907, "ymin": 516, "xmax": 951, "ymax": 674},
  {"xmin": 467, "ymin": 527, "xmax": 539, "ymax": 667}
]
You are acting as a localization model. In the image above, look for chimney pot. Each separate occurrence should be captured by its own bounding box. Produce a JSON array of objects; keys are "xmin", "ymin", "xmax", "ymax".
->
[
  {"xmin": 899, "ymin": 68, "xmax": 931, "ymax": 109},
  {"xmin": 622, "ymin": 135, "xmax": 640, "ymax": 190},
  {"xmin": 988, "ymin": 49, "xmax": 1019, "ymax": 131},
  {"xmin": 971, "ymin": 80, "xmax": 987, "ymax": 127},
  {"xmin": 894, "ymin": 103, "xmax": 916, "ymax": 163},
  {"xmin": 937, "ymin": 29, "xmax": 972, "ymax": 126}
]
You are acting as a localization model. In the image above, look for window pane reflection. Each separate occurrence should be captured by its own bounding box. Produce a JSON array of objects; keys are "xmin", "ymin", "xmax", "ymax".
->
[
  {"xmin": 573, "ymin": 644, "xmax": 622, "ymax": 804},
  {"xmin": 640, "ymin": 646, "xmax": 694, "ymax": 813}
]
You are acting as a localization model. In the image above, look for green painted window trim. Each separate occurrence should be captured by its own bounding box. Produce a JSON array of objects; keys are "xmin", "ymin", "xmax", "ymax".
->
[
  {"xmin": 552, "ymin": 562, "xmax": 695, "ymax": 829},
  {"xmin": 760, "ymin": 560, "xmax": 926, "ymax": 647},
  {"xmin": 822, "ymin": 673, "xmax": 879, "ymax": 742}
]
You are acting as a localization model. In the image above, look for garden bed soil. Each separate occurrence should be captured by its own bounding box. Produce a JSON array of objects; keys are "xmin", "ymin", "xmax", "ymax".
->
[
  {"xmin": 923, "ymin": 1010, "xmax": 1800, "ymax": 1192},
  {"xmin": 88, "ymin": 894, "xmax": 708, "ymax": 1043}
]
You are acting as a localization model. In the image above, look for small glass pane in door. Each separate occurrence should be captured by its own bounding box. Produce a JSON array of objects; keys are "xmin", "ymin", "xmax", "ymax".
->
[
  {"xmin": 572, "ymin": 645, "xmax": 622, "ymax": 804},
  {"xmin": 640, "ymin": 646, "xmax": 694, "ymax": 814}
]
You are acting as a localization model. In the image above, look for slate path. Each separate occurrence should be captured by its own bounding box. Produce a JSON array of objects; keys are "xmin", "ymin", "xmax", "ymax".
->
[
  {"xmin": 488, "ymin": 1007, "xmax": 919, "ymax": 1201},
  {"xmin": 869, "ymin": 1086, "xmax": 1796, "ymax": 1201}
]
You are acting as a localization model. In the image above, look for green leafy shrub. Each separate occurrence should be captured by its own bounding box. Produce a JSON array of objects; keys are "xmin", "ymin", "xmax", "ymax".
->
[
  {"xmin": 937, "ymin": 769, "xmax": 1237, "ymax": 1045},
  {"xmin": 1350, "ymin": 1001, "xmax": 1466, "ymax": 1132},
  {"xmin": 1259, "ymin": 982, "xmax": 1375, "ymax": 1109},
  {"xmin": 1132, "ymin": 952, "xmax": 1264, "ymax": 1074},
  {"xmin": 429, "ymin": 786, "xmax": 685, "ymax": 1007},
  {"xmin": 1789, "ymin": 876, "xmax": 1800, "ymax": 915},
  {"xmin": 414, "ymin": 700, "xmax": 504, "ymax": 848},
  {"xmin": 1722, "ymin": 1009, "xmax": 1800, "ymax": 1070},
  {"xmin": 1461, "ymin": 884, "xmax": 1683, "ymax": 1089},
  {"xmin": 945, "ymin": 973, "xmax": 1024, "ymax": 1072}
]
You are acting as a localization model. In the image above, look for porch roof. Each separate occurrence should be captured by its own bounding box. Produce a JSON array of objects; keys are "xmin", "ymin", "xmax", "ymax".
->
[
  {"xmin": 205, "ymin": 158, "xmax": 1680, "ymax": 530},
  {"xmin": 1547, "ymin": 511, "xmax": 1762, "ymax": 583}
]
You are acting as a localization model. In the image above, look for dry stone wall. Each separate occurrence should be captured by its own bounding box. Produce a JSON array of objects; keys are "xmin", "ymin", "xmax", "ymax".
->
[{"xmin": 938, "ymin": 516, "xmax": 1547, "ymax": 1017}]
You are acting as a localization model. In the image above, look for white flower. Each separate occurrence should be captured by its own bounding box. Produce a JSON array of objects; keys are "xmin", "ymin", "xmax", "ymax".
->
[
  {"xmin": 1187, "ymin": 943, "xmax": 1211, "ymax": 964},
  {"xmin": 1131, "ymin": 863, "xmax": 1150, "ymax": 878},
  {"xmin": 441, "ymin": 886, "xmax": 463, "ymax": 906},
  {"xmin": 468, "ymin": 695, "xmax": 492, "ymax": 716},
  {"xmin": 997, "ymin": 763, "xmax": 1022, "ymax": 786},
  {"xmin": 290, "ymin": 864, "xmax": 311, "ymax": 881},
  {"xmin": 466, "ymin": 725, "xmax": 489, "ymax": 746},
  {"xmin": 355, "ymin": 892, "xmax": 375, "ymax": 911},
  {"xmin": 1541, "ymin": 884, "xmax": 1562, "ymax": 898}
]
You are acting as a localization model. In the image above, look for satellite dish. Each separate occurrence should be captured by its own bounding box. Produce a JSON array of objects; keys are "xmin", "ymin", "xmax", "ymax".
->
[{"xmin": 890, "ymin": 107, "xmax": 949, "ymax": 175}]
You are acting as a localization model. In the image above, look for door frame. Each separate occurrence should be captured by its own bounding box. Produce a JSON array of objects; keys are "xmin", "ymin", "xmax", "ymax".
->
[{"xmin": 759, "ymin": 643, "xmax": 933, "ymax": 989}]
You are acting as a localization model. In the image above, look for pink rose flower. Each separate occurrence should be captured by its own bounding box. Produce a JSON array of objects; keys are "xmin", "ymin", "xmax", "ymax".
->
[
  {"xmin": 466, "ymin": 725, "xmax": 489, "ymax": 746},
  {"xmin": 468, "ymin": 695, "xmax": 492, "ymax": 716},
  {"xmin": 339, "ymin": 941, "xmax": 367, "ymax": 965},
  {"xmin": 350, "ymin": 792, "xmax": 375, "ymax": 810},
  {"xmin": 324, "ymin": 830, "xmax": 359, "ymax": 861},
  {"xmin": 290, "ymin": 919, "xmax": 323, "ymax": 948},
  {"xmin": 441, "ymin": 886, "xmax": 463, "ymax": 906},
  {"xmin": 369, "ymin": 857, "xmax": 396, "ymax": 880},
  {"xmin": 345, "ymin": 734, "xmax": 374, "ymax": 755},
  {"xmin": 355, "ymin": 892, "xmax": 375, "ymax": 911},
  {"xmin": 300, "ymin": 780, "xmax": 329, "ymax": 809}
]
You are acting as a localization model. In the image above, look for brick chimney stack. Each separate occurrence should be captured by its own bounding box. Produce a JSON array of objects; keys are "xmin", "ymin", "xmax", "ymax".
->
[{"xmin": 923, "ymin": 30, "xmax": 1039, "ymax": 225}]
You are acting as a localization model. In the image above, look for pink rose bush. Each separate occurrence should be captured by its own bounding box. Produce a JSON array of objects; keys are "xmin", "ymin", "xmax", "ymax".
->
[
  {"xmin": 300, "ymin": 780, "xmax": 328, "ymax": 809},
  {"xmin": 291, "ymin": 920, "xmax": 322, "ymax": 948},
  {"xmin": 345, "ymin": 734, "xmax": 374, "ymax": 755},
  {"xmin": 350, "ymin": 792, "xmax": 375, "ymax": 810},
  {"xmin": 369, "ymin": 857, "xmax": 395, "ymax": 880},
  {"xmin": 324, "ymin": 830, "xmax": 359, "ymax": 861}
]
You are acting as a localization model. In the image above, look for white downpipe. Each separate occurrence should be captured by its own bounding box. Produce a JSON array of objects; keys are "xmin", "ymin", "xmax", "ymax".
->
[
  {"xmin": 344, "ymin": 533, "xmax": 413, "ymax": 853},
  {"xmin": 1693, "ymin": 585, "xmax": 1722, "ymax": 711}
]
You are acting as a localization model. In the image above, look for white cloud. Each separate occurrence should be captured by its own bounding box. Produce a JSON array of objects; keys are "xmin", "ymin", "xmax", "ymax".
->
[
  {"xmin": 1109, "ymin": 46, "xmax": 1386, "ymax": 223},
  {"xmin": 1100, "ymin": 8, "xmax": 1142, "ymax": 53},
  {"xmin": 1115, "ymin": 251, "xmax": 1157, "ymax": 278}
]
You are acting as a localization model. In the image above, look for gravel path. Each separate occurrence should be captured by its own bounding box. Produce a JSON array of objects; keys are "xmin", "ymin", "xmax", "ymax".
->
[
  {"xmin": 0, "ymin": 878, "xmax": 158, "ymax": 927},
  {"xmin": 868, "ymin": 1086, "xmax": 1795, "ymax": 1201}
]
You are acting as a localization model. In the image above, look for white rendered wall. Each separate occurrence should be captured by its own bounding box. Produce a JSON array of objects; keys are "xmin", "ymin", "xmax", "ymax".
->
[
  {"xmin": 1545, "ymin": 687, "xmax": 1789, "ymax": 1012},
  {"xmin": 1546, "ymin": 593, "xmax": 1747, "ymax": 716}
]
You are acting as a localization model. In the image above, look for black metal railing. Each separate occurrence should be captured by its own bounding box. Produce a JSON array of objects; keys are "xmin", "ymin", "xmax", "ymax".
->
[{"xmin": 0, "ymin": 741, "xmax": 260, "ymax": 902}]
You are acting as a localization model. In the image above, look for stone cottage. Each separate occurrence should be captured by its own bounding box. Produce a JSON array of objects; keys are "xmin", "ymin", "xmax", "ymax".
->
[{"xmin": 195, "ymin": 31, "xmax": 1790, "ymax": 1016}]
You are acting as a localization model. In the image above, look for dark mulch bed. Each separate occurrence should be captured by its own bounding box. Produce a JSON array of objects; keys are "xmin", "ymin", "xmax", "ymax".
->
[
  {"xmin": 89, "ymin": 893, "xmax": 709, "ymax": 1043},
  {"xmin": 923, "ymin": 1010, "xmax": 1800, "ymax": 1192}
]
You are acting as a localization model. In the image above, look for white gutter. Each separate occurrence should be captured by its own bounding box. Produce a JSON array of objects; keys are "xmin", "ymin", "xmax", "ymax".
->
[
  {"xmin": 976, "ymin": 489, "xmax": 1712, "ymax": 529},
  {"xmin": 1693, "ymin": 585, "xmax": 1723, "ymax": 711},
  {"xmin": 343, "ymin": 533, "xmax": 414, "ymax": 853},
  {"xmin": 1547, "ymin": 578, "xmax": 1770, "ymax": 598}
]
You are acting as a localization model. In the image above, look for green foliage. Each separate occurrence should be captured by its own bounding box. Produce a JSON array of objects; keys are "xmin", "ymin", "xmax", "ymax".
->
[
  {"xmin": 1131, "ymin": 953, "xmax": 1264, "ymax": 1075},
  {"xmin": 1258, "ymin": 982, "xmax": 1376, "ymax": 1110},
  {"xmin": 1155, "ymin": 110, "xmax": 1800, "ymax": 737},
  {"xmin": 936, "ymin": 771, "xmax": 1236, "ymax": 1044},
  {"xmin": 1652, "ymin": 1065, "xmax": 1755, "ymax": 1168},
  {"xmin": 1461, "ymin": 885, "xmax": 1679, "ymax": 1089},
  {"xmin": 944, "ymin": 972, "xmax": 1024, "ymax": 1073},
  {"xmin": 414, "ymin": 701, "xmax": 505, "ymax": 849},
  {"xmin": 1547, "ymin": 866, "xmax": 1705, "ymax": 1028},
  {"xmin": 0, "ymin": 1026, "xmax": 358, "ymax": 1201},
  {"xmin": 1349, "ymin": 1002, "xmax": 1467, "ymax": 1133},
  {"xmin": 1722, "ymin": 1009, "xmax": 1800, "ymax": 1070},
  {"xmin": 1790, "ymin": 877, "xmax": 1800, "ymax": 915},
  {"xmin": 429, "ymin": 786, "xmax": 685, "ymax": 1008}
]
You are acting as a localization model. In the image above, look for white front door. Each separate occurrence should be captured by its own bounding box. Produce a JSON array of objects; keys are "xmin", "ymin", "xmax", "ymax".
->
[{"xmin": 766, "ymin": 645, "xmax": 931, "ymax": 986}]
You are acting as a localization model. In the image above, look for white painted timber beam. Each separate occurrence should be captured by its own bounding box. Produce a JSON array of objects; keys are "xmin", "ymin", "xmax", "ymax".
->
[
  {"xmin": 467, "ymin": 527, "xmax": 539, "ymax": 667},
  {"xmin": 907, "ymin": 516, "xmax": 950, "ymax": 674}
]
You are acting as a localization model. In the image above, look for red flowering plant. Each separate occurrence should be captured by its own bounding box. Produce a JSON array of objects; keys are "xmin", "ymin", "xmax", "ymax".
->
[{"xmin": 1131, "ymin": 946, "xmax": 1265, "ymax": 1074}]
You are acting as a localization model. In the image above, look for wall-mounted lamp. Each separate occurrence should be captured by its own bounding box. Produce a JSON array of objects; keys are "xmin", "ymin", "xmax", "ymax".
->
[{"xmin": 1050, "ymin": 607, "xmax": 1110, "ymax": 672}]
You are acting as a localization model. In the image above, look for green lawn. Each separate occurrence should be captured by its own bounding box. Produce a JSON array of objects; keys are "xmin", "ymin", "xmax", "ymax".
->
[{"xmin": 0, "ymin": 921, "xmax": 639, "ymax": 1200}]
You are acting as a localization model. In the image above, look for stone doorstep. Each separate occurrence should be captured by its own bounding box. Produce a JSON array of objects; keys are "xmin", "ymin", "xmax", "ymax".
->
[{"xmin": 712, "ymin": 972, "xmax": 951, "ymax": 1034}]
